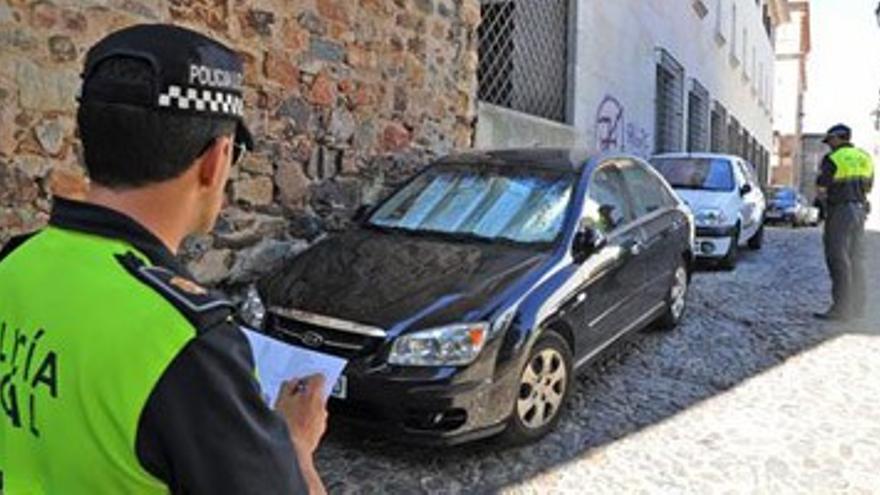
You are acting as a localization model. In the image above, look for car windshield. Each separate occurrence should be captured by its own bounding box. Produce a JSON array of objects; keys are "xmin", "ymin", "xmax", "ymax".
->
[
  {"xmin": 367, "ymin": 165, "xmax": 574, "ymax": 244},
  {"xmin": 650, "ymin": 157, "xmax": 734, "ymax": 192}
]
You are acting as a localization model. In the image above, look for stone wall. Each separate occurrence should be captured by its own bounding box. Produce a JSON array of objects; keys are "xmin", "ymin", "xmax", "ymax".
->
[{"xmin": 0, "ymin": 0, "xmax": 480, "ymax": 287}]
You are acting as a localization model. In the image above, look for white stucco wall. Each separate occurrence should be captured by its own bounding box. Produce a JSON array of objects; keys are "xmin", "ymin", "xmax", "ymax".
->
[
  {"xmin": 773, "ymin": 58, "xmax": 801, "ymax": 135},
  {"xmin": 570, "ymin": 0, "xmax": 775, "ymax": 157},
  {"xmin": 772, "ymin": 6, "xmax": 806, "ymax": 136}
]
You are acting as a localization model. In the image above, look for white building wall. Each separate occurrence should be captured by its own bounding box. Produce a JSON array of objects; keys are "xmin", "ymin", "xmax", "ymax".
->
[
  {"xmin": 772, "ymin": 5, "xmax": 807, "ymax": 137},
  {"xmin": 569, "ymin": 0, "xmax": 775, "ymax": 157},
  {"xmin": 773, "ymin": 58, "xmax": 801, "ymax": 135}
]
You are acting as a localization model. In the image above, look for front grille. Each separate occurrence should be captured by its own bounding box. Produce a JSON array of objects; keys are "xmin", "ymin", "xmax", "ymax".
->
[{"xmin": 266, "ymin": 312, "xmax": 382, "ymax": 359}]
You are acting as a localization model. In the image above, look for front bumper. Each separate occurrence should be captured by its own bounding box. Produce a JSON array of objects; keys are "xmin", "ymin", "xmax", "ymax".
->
[
  {"xmin": 765, "ymin": 210, "xmax": 795, "ymax": 223},
  {"xmin": 265, "ymin": 311, "xmax": 521, "ymax": 445},
  {"xmin": 694, "ymin": 224, "xmax": 736, "ymax": 258},
  {"xmin": 326, "ymin": 341, "xmax": 520, "ymax": 445},
  {"xmin": 695, "ymin": 225, "xmax": 738, "ymax": 237}
]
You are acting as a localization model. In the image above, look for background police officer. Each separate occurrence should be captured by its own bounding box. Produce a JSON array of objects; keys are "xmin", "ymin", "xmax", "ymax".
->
[
  {"xmin": 814, "ymin": 124, "xmax": 875, "ymax": 321},
  {"xmin": 0, "ymin": 25, "xmax": 327, "ymax": 493}
]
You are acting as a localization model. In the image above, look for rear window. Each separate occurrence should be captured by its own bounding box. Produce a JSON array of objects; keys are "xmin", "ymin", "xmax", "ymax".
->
[
  {"xmin": 649, "ymin": 157, "xmax": 735, "ymax": 192},
  {"xmin": 772, "ymin": 189, "xmax": 797, "ymax": 201}
]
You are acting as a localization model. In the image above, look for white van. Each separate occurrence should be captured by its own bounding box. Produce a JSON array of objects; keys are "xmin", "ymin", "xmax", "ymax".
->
[{"xmin": 649, "ymin": 153, "xmax": 766, "ymax": 269}]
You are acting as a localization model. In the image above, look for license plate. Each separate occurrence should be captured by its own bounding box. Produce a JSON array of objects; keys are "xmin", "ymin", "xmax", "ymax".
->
[
  {"xmin": 330, "ymin": 375, "xmax": 347, "ymax": 399},
  {"xmin": 766, "ymin": 211, "xmax": 781, "ymax": 218}
]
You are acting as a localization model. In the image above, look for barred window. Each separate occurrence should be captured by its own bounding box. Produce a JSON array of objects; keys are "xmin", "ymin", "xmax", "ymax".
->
[
  {"xmin": 710, "ymin": 101, "xmax": 728, "ymax": 152},
  {"xmin": 686, "ymin": 79, "xmax": 710, "ymax": 152},
  {"xmin": 655, "ymin": 50, "xmax": 685, "ymax": 154},
  {"xmin": 477, "ymin": 0, "xmax": 569, "ymax": 122},
  {"xmin": 727, "ymin": 117, "xmax": 741, "ymax": 156}
]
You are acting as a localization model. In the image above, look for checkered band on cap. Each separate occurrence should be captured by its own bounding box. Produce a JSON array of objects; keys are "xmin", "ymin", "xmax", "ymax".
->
[{"xmin": 157, "ymin": 85, "xmax": 244, "ymax": 117}]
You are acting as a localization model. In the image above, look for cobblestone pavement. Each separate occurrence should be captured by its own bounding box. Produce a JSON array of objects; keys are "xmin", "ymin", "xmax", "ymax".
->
[{"xmin": 315, "ymin": 226, "xmax": 880, "ymax": 494}]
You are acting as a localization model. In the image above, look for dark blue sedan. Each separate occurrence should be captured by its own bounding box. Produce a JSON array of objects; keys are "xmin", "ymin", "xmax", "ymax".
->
[{"xmin": 254, "ymin": 149, "xmax": 695, "ymax": 445}]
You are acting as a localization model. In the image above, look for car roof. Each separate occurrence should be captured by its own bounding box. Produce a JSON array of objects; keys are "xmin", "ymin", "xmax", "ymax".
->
[
  {"xmin": 651, "ymin": 152, "xmax": 744, "ymax": 162},
  {"xmin": 434, "ymin": 148, "xmax": 595, "ymax": 173}
]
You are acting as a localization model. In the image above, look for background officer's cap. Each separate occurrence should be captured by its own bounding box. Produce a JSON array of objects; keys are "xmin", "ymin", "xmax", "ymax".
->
[
  {"xmin": 823, "ymin": 123, "xmax": 852, "ymax": 144},
  {"xmin": 79, "ymin": 24, "xmax": 253, "ymax": 150}
]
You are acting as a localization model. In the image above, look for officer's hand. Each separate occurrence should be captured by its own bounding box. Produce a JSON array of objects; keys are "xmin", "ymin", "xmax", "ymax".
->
[{"xmin": 275, "ymin": 374, "xmax": 328, "ymax": 458}]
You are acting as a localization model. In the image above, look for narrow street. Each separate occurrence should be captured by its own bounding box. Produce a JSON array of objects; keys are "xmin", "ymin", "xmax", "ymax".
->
[{"xmin": 316, "ymin": 225, "xmax": 880, "ymax": 494}]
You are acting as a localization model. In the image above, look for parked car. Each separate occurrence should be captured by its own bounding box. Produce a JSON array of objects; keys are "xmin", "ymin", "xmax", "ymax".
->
[
  {"xmin": 248, "ymin": 149, "xmax": 694, "ymax": 446},
  {"xmin": 765, "ymin": 187, "xmax": 818, "ymax": 227},
  {"xmin": 804, "ymin": 204, "xmax": 821, "ymax": 226},
  {"xmin": 649, "ymin": 153, "xmax": 766, "ymax": 269}
]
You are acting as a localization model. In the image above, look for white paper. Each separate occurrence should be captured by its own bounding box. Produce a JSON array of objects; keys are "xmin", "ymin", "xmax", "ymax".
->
[{"xmin": 241, "ymin": 327, "xmax": 348, "ymax": 405}]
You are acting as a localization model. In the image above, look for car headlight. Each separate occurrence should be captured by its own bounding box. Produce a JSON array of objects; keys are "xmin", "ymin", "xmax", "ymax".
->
[
  {"xmin": 388, "ymin": 323, "xmax": 489, "ymax": 366},
  {"xmin": 694, "ymin": 208, "xmax": 727, "ymax": 227},
  {"xmin": 240, "ymin": 284, "xmax": 267, "ymax": 329}
]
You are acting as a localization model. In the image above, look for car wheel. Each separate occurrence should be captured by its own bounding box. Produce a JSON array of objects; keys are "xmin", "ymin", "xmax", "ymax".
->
[
  {"xmin": 719, "ymin": 227, "xmax": 739, "ymax": 270},
  {"xmin": 502, "ymin": 331, "xmax": 572, "ymax": 445},
  {"xmin": 652, "ymin": 260, "xmax": 689, "ymax": 331},
  {"xmin": 747, "ymin": 222, "xmax": 764, "ymax": 250}
]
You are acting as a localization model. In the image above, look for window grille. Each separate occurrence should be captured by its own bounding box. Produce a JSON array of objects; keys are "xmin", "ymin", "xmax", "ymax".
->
[
  {"xmin": 477, "ymin": 0, "xmax": 569, "ymax": 122},
  {"xmin": 728, "ymin": 117, "xmax": 741, "ymax": 156},
  {"xmin": 654, "ymin": 50, "xmax": 685, "ymax": 153},
  {"xmin": 687, "ymin": 80, "xmax": 710, "ymax": 152},
  {"xmin": 710, "ymin": 101, "xmax": 728, "ymax": 152}
]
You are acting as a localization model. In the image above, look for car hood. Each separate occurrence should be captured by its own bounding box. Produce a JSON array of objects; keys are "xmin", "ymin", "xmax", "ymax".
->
[
  {"xmin": 259, "ymin": 229, "xmax": 551, "ymax": 335},
  {"xmin": 674, "ymin": 189, "xmax": 736, "ymax": 213}
]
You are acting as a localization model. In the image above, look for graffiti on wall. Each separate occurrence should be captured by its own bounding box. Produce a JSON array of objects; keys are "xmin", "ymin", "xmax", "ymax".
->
[
  {"xmin": 593, "ymin": 95, "xmax": 652, "ymax": 158},
  {"xmin": 595, "ymin": 95, "xmax": 625, "ymax": 152},
  {"xmin": 625, "ymin": 123, "xmax": 652, "ymax": 158}
]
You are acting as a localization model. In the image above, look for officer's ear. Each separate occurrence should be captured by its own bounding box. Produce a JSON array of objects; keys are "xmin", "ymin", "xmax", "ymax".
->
[{"xmin": 196, "ymin": 136, "xmax": 233, "ymax": 190}]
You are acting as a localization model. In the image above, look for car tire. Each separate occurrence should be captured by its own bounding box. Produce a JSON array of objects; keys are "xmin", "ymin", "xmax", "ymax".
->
[
  {"xmin": 747, "ymin": 222, "xmax": 764, "ymax": 250},
  {"xmin": 652, "ymin": 259, "xmax": 689, "ymax": 331},
  {"xmin": 501, "ymin": 330, "xmax": 573, "ymax": 445},
  {"xmin": 719, "ymin": 226, "xmax": 739, "ymax": 270}
]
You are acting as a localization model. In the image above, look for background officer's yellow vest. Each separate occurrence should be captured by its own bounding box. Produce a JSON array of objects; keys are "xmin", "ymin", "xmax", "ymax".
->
[
  {"xmin": 830, "ymin": 147, "xmax": 874, "ymax": 182},
  {"xmin": 1, "ymin": 227, "xmax": 197, "ymax": 494}
]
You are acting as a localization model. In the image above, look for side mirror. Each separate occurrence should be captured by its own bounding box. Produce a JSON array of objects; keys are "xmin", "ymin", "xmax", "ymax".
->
[
  {"xmin": 572, "ymin": 225, "xmax": 607, "ymax": 263},
  {"xmin": 740, "ymin": 184, "xmax": 753, "ymax": 196},
  {"xmin": 353, "ymin": 204, "xmax": 373, "ymax": 223}
]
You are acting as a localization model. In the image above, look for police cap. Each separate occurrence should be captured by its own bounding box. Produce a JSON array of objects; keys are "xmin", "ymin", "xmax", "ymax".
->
[
  {"xmin": 79, "ymin": 24, "xmax": 253, "ymax": 150},
  {"xmin": 822, "ymin": 124, "xmax": 852, "ymax": 144}
]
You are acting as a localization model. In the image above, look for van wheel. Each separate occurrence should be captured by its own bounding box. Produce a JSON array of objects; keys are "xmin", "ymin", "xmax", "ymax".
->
[
  {"xmin": 747, "ymin": 222, "xmax": 764, "ymax": 250},
  {"xmin": 719, "ymin": 227, "xmax": 739, "ymax": 270},
  {"xmin": 652, "ymin": 260, "xmax": 689, "ymax": 331},
  {"xmin": 502, "ymin": 331, "xmax": 572, "ymax": 445}
]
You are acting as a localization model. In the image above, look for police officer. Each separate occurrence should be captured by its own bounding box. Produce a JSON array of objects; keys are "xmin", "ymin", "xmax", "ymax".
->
[
  {"xmin": 0, "ymin": 25, "xmax": 327, "ymax": 493},
  {"xmin": 814, "ymin": 124, "xmax": 875, "ymax": 321}
]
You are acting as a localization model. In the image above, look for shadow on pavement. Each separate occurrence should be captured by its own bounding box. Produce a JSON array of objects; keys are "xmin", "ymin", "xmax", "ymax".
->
[{"xmin": 315, "ymin": 226, "xmax": 879, "ymax": 493}]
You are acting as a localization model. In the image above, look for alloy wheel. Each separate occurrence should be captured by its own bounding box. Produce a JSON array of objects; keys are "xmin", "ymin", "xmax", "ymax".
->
[{"xmin": 516, "ymin": 348, "xmax": 567, "ymax": 430}]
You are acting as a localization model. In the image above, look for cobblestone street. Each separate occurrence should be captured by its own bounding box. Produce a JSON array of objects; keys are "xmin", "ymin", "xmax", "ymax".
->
[{"xmin": 316, "ymin": 225, "xmax": 880, "ymax": 494}]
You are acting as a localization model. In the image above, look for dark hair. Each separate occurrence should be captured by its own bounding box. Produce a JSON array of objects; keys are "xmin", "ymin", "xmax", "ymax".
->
[{"xmin": 77, "ymin": 57, "xmax": 236, "ymax": 189}]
